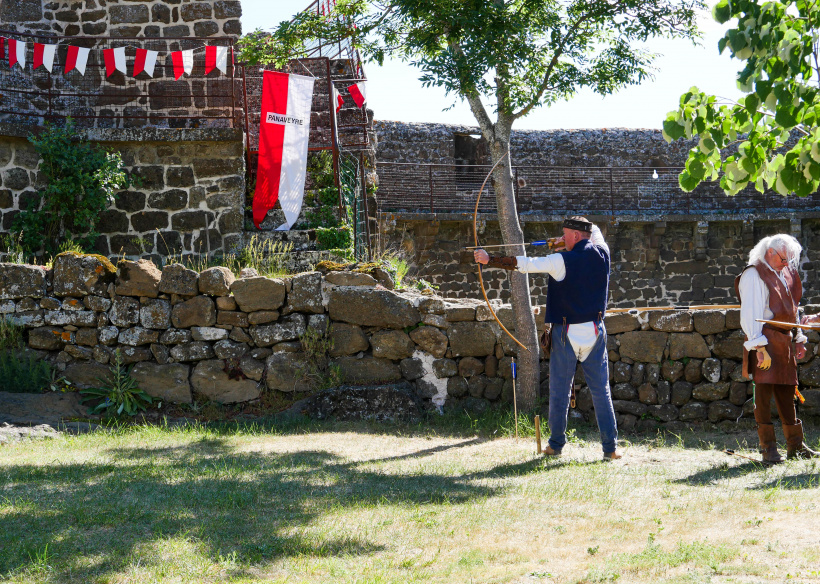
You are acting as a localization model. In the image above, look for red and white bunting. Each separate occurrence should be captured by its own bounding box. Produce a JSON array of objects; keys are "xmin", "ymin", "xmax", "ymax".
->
[
  {"xmin": 8, "ymin": 38, "xmax": 25, "ymax": 69},
  {"xmin": 33, "ymin": 43, "xmax": 56, "ymax": 72},
  {"xmin": 333, "ymin": 84, "xmax": 343, "ymax": 113},
  {"xmin": 133, "ymin": 48, "xmax": 158, "ymax": 77},
  {"xmin": 65, "ymin": 46, "xmax": 90, "ymax": 75},
  {"xmin": 103, "ymin": 47, "xmax": 126, "ymax": 77},
  {"xmin": 170, "ymin": 49, "xmax": 193, "ymax": 80},
  {"xmin": 347, "ymin": 82, "xmax": 366, "ymax": 108},
  {"xmin": 205, "ymin": 45, "xmax": 227, "ymax": 75}
]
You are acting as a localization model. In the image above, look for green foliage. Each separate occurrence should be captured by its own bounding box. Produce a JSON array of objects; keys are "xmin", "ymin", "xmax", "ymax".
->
[
  {"xmin": 0, "ymin": 233, "xmax": 29, "ymax": 264},
  {"xmin": 315, "ymin": 225, "xmax": 353, "ymax": 251},
  {"xmin": 298, "ymin": 327, "xmax": 343, "ymax": 391},
  {"xmin": 378, "ymin": 252, "xmax": 409, "ymax": 289},
  {"xmin": 80, "ymin": 350, "xmax": 153, "ymax": 417},
  {"xmin": 0, "ymin": 316, "xmax": 23, "ymax": 351},
  {"xmin": 304, "ymin": 186, "xmax": 341, "ymax": 229},
  {"xmin": 14, "ymin": 120, "xmax": 130, "ymax": 255},
  {"xmin": 415, "ymin": 278, "xmax": 439, "ymax": 292},
  {"xmin": 161, "ymin": 235, "xmax": 294, "ymax": 278},
  {"xmin": 665, "ymin": 0, "xmax": 820, "ymax": 196},
  {"xmin": 306, "ymin": 151, "xmax": 335, "ymax": 189},
  {"xmin": 239, "ymin": 0, "xmax": 702, "ymax": 121},
  {"xmin": 0, "ymin": 351, "xmax": 52, "ymax": 393}
]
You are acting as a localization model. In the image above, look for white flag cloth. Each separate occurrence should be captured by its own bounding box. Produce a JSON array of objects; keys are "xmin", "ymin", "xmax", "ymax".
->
[
  {"xmin": 113, "ymin": 46, "xmax": 126, "ymax": 73},
  {"xmin": 9, "ymin": 39, "xmax": 25, "ymax": 69},
  {"xmin": 182, "ymin": 49, "xmax": 194, "ymax": 74}
]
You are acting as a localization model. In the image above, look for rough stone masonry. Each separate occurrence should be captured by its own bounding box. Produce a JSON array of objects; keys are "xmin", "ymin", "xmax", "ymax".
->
[{"xmin": 3, "ymin": 253, "xmax": 820, "ymax": 429}]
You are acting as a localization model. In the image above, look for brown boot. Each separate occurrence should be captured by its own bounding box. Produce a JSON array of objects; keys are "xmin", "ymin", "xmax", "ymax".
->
[
  {"xmin": 757, "ymin": 423, "xmax": 783, "ymax": 464},
  {"xmin": 783, "ymin": 419, "xmax": 820, "ymax": 460}
]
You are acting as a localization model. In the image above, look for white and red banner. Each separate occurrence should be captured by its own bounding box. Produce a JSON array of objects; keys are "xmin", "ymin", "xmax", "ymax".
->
[
  {"xmin": 253, "ymin": 71, "xmax": 315, "ymax": 230},
  {"xmin": 170, "ymin": 49, "xmax": 193, "ymax": 80},
  {"xmin": 33, "ymin": 43, "xmax": 56, "ymax": 72},
  {"xmin": 133, "ymin": 48, "xmax": 158, "ymax": 77},
  {"xmin": 205, "ymin": 45, "xmax": 227, "ymax": 75},
  {"xmin": 103, "ymin": 47, "xmax": 126, "ymax": 77},
  {"xmin": 348, "ymin": 82, "xmax": 366, "ymax": 108},
  {"xmin": 8, "ymin": 38, "xmax": 25, "ymax": 69},
  {"xmin": 65, "ymin": 45, "xmax": 90, "ymax": 75}
]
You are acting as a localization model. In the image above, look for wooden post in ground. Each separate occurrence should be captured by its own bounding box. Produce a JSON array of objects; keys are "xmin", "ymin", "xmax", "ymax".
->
[
  {"xmin": 511, "ymin": 359, "xmax": 518, "ymax": 439},
  {"xmin": 534, "ymin": 415, "xmax": 541, "ymax": 454}
]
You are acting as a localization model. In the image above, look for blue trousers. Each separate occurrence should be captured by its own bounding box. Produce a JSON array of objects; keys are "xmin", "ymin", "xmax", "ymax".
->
[{"xmin": 548, "ymin": 322, "xmax": 618, "ymax": 454}]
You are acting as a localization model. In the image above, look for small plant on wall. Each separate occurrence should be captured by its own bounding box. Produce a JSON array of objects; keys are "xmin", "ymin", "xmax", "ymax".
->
[{"xmin": 13, "ymin": 119, "xmax": 130, "ymax": 256}]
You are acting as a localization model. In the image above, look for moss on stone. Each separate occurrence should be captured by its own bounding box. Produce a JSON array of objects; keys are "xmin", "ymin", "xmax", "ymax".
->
[
  {"xmin": 315, "ymin": 260, "xmax": 382, "ymax": 275},
  {"xmin": 55, "ymin": 251, "xmax": 117, "ymax": 275}
]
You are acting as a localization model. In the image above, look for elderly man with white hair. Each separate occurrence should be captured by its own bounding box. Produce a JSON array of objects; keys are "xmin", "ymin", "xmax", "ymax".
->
[{"xmin": 735, "ymin": 234, "xmax": 818, "ymax": 463}]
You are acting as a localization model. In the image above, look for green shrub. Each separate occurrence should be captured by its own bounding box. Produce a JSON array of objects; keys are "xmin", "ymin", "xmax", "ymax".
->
[
  {"xmin": 14, "ymin": 119, "xmax": 130, "ymax": 256},
  {"xmin": 80, "ymin": 350, "xmax": 153, "ymax": 416},
  {"xmin": 0, "ymin": 352, "xmax": 52, "ymax": 393},
  {"xmin": 306, "ymin": 151, "xmax": 335, "ymax": 189},
  {"xmin": 0, "ymin": 316, "xmax": 23, "ymax": 351},
  {"xmin": 315, "ymin": 225, "xmax": 353, "ymax": 251}
]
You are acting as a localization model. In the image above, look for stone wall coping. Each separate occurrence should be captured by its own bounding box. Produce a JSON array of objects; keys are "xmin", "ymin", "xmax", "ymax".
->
[
  {"xmin": 0, "ymin": 122, "xmax": 243, "ymax": 143},
  {"xmin": 377, "ymin": 211, "xmax": 820, "ymax": 223}
]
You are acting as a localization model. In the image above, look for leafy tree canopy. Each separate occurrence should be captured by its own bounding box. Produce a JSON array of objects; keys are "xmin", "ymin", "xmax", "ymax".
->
[
  {"xmin": 239, "ymin": 0, "xmax": 704, "ymax": 130},
  {"xmin": 665, "ymin": 0, "xmax": 820, "ymax": 196}
]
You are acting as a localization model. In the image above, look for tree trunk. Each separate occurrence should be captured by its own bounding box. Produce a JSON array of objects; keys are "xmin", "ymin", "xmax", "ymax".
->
[{"xmin": 485, "ymin": 135, "xmax": 540, "ymax": 410}]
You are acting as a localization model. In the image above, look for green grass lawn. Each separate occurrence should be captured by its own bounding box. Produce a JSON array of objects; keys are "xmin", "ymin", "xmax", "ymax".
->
[{"xmin": 2, "ymin": 414, "xmax": 820, "ymax": 584}]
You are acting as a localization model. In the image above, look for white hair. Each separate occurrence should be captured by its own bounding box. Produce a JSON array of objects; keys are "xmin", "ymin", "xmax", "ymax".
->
[{"xmin": 748, "ymin": 234, "xmax": 802, "ymax": 269}]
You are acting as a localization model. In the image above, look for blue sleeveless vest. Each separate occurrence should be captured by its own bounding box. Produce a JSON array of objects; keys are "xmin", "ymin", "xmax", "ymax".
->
[{"xmin": 544, "ymin": 239, "xmax": 610, "ymax": 325}]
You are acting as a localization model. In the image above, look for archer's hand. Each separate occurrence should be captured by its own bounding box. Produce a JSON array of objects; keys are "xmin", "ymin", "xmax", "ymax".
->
[
  {"xmin": 796, "ymin": 343, "xmax": 807, "ymax": 360},
  {"xmin": 474, "ymin": 249, "xmax": 489, "ymax": 264},
  {"xmin": 756, "ymin": 346, "xmax": 772, "ymax": 370}
]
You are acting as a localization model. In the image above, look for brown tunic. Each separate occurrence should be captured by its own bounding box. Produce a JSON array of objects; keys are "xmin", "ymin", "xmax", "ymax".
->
[{"xmin": 734, "ymin": 262, "xmax": 802, "ymax": 385}]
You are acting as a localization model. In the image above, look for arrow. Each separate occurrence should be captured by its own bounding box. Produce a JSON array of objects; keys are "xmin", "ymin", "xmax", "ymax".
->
[
  {"xmin": 755, "ymin": 318, "xmax": 820, "ymax": 331},
  {"xmin": 608, "ymin": 304, "xmax": 740, "ymax": 314},
  {"xmin": 464, "ymin": 240, "xmax": 565, "ymax": 250}
]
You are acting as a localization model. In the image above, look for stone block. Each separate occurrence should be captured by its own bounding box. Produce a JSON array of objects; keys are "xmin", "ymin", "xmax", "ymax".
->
[
  {"xmin": 110, "ymin": 296, "xmax": 140, "ymax": 327},
  {"xmin": 679, "ymin": 401, "xmax": 708, "ymax": 421},
  {"xmin": 119, "ymin": 327, "xmax": 160, "ymax": 346},
  {"xmin": 447, "ymin": 377, "xmax": 468, "ymax": 398},
  {"xmin": 171, "ymin": 210, "xmax": 214, "ymax": 232},
  {"xmin": 250, "ymin": 314, "xmax": 306, "ymax": 347},
  {"xmin": 702, "ymin": 357, "xmax": 721, "ymax": 383},
  {"xmin": 400, "ymin": 357, "xmax": 425, "ymax": 380},
  {"xmin": 140, "ymin": 298, "xmax": 171, "ymax": 329},
  {"xmin": 131, "ymin": 211, "xmax": 169, "ymax": 232},
  {"xmin": 149, "ymin": 189, "xmax": 188, "ymax": 211},
  {"xmin": 192, "ymin": 360, "xmax": 260, "ymax": 403},
  {"xmin": 332, "ymin": 356, "xmax": 402, "ymax": 385},
  {"xmin": 217, "ymin": 311, "xmax": 248, "ymax": 327},
  {"xmin": 215, "ymin": 0, "xmax": 242, "ymax": 19},
  {"xmin": 604, "ymin": 313, "xmax": 640, "ymax": 334},
  {"xmin": 692, "ymin": 382, "xmax": 730, "ymax": 401},
  {"xmin": 638, "ymin": 382, "xmax": 658, "ymax": 404},
  {"xmin": 647, "ymin": 404, "xmax": 679, "ymax": 422},
  {"xmin": 725, "ymin": 309, "xmax": 741, "ymax": 330},
  {"xmin": 110, "ymin": 4, "xmax": 149, "ymax": 23},
  {"xmin": 199, "ymin": 266, "xmax": 235, "ymax": 296},
  {"xmin": 131, "ymin": 363, "xmax": 192, "ymax": 404},
  {"xmin": 444, "ymin": 303, "xmax": 477, "ymax": 322},
  {"xmin": 52, "ymin": 253, "xmax": 116, "ymax": 297},
  {"xmin": 247, "ymin": 311, "xmax": 279, "ymax": 325},
  {"xmin": 84, "ymin": 296, "xmax": 111, "ymax": 312},
  {"xmin": 669, "ymin": 333, "xmax": 711, "ymax": 360},
  {"xmin": 371, "ymin": 330, "xmax": 415, "ymax": 360},
  {"xmin": 684, "ymin": 359, "xmax": 703, "ymax": 383},
  {"xmin": 231, "ymin": 277, "xmax": 286, "ymax": 312},
  {"xmin": 327, "ymin": 287, "xmax": 420, "ymax": 329},
  {"xmin": 191, "ymin": 326, "xmax": 228, "ymax": 341},
  {"xmin": 159, "ymin": 263, "xmax": 199, "ymax": 296},
  {"xmin": 325, "ymin": 271, "xmax": 378, "ymax": 287},
  {"xmin": 170, "ymin": 341, "xmax": 214, "ymax": 362},
  {"xmin": 63, "ymin": 362, "xmax": 111, "ymax": 389},
  {"xmin": 328, "ymin": 323, "xmax": 369, "ymax": 356},
  {"xmin": 181, "ymin": 2, "xmax": 212, "ymax": 21},
  {"xmin": 447, "ymin": 322, "xmax": 497, "ymax": 357},
  {"xmin": 458, "ymin": 356, "xmax": 484, "ymax": 377},
  {"xmin": 409, "ymin": 325, "xmax": 448, "ymax": 358},
  {"xmin": 285, "ymin": 272, "xmax": 324, "ymax": 314},
  {"xmin": 116, "ymin": 259, "xmax": 161, "ymax": 298},
  {"xmin": 708, "ymin": 400, "xmax": 742, "ymax": 422},
  {"xmin": 613, "ymin": 400, "xmax": 647, "ymax": 417},
  {"xmin": 0, "ymin": 264, "xmax": 46, "ymax": 299},
  {"xmin": 214, "ymin": 339, "xmax": 248, "ymax": 359},
  {"xmin": 28, "ymin": 326, "xmax": 69, "ymax": 350},
  {"xmin": 618, "ymin": 331, "xmax": 668, "ymax": 363},
  {"xmin": 693, "ymin": 310, "xmax": 726, "ymax": 335},
  {"xmin": 171, "ymin": 295, "xmax": 216, "ymax": 328},
  {"xmin": 159, "ymin": 328, "xmax": 192, "ymax": 345},
  {"xmin": 649, "ymin": 310, "xmax": 693, "ymax": 332}
]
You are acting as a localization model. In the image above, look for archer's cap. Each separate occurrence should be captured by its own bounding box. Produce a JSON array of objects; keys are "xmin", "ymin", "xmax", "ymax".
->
[{"xmin": 562, "ymin": 218, "xmax": 592, "ymax": 233}]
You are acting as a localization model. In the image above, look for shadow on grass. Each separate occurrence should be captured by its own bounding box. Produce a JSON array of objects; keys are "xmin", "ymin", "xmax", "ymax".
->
[
  {"xmin": 672, "ymin": 460, "xmax": 768, "ymax": 486},
  {"xmin": 0, "ymin": 432, "xmax": 533, "ymax": 582}
]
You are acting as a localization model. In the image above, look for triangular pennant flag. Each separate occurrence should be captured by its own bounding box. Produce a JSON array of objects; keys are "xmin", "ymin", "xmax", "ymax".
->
[
  {"xmin": 133, "ymin": 48, "xmax": 158, "ymax": 77},
  {"xmin": 333, "ymin": 84, "xmax": 343, "ymax": 113},
  {"xmin": 170, "ymin": 49, "xmax": 194, "ymax": 80},
  {"xmin": 347, "ymin": 82, "xmax": 366, "ymax": 108},
  {"xmin": 103, "ymin": 47, "xmax": 126, "ymax": 77},
  {"xmin": 205, "ymin": 45, "xmax": 227, "ymax": 74},
  {"xmin": 65, "ymin": 46, "xmax": 90, "ymax": 75},
  {"xmin": 33, "ymin": 43, "xmax": 56, "ymax": 72},
  {"xmin": 8, "ymin": 39, "xmax": 25, "ymax": 69}
]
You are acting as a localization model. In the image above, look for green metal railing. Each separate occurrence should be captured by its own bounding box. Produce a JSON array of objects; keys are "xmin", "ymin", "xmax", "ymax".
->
[{"xmin": 338, "ymin": 151, "xmax": 370, "ymax": 261}]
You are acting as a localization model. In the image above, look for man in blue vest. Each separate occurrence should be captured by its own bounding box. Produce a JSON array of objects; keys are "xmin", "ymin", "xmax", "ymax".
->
[{"xmin": 474, "ymin": 216, "xmax": 621, "ymax": 460}]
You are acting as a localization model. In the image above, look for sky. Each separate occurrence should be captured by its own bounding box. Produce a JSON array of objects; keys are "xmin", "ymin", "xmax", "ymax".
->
[{"xmin": 241, "ymin": 1, "xmax": 743, "ymax": 131}]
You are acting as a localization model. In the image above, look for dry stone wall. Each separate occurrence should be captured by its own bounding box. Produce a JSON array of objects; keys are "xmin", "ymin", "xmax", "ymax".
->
[
  {"xmin": 3, "ymin": 254, "xmax": 820, "ymax": 427},
  {"xmin": 0, "ymin": 124, "xmax": 244, "ymax": 258}
]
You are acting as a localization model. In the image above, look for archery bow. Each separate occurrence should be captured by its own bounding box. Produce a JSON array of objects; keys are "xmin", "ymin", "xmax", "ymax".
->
[{"xmin": 473, "ymin": 150, "xmax": 529, "ymax": 353}]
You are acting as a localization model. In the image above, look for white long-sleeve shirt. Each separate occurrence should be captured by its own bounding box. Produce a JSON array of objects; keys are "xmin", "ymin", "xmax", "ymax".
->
[
  {"xmin": 514, "ymin": 225, "xmax": 608, "ymax": 362},
  {"xmin": 738, "ymin": 261, "xmax": 806, "ymax": 350}
]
